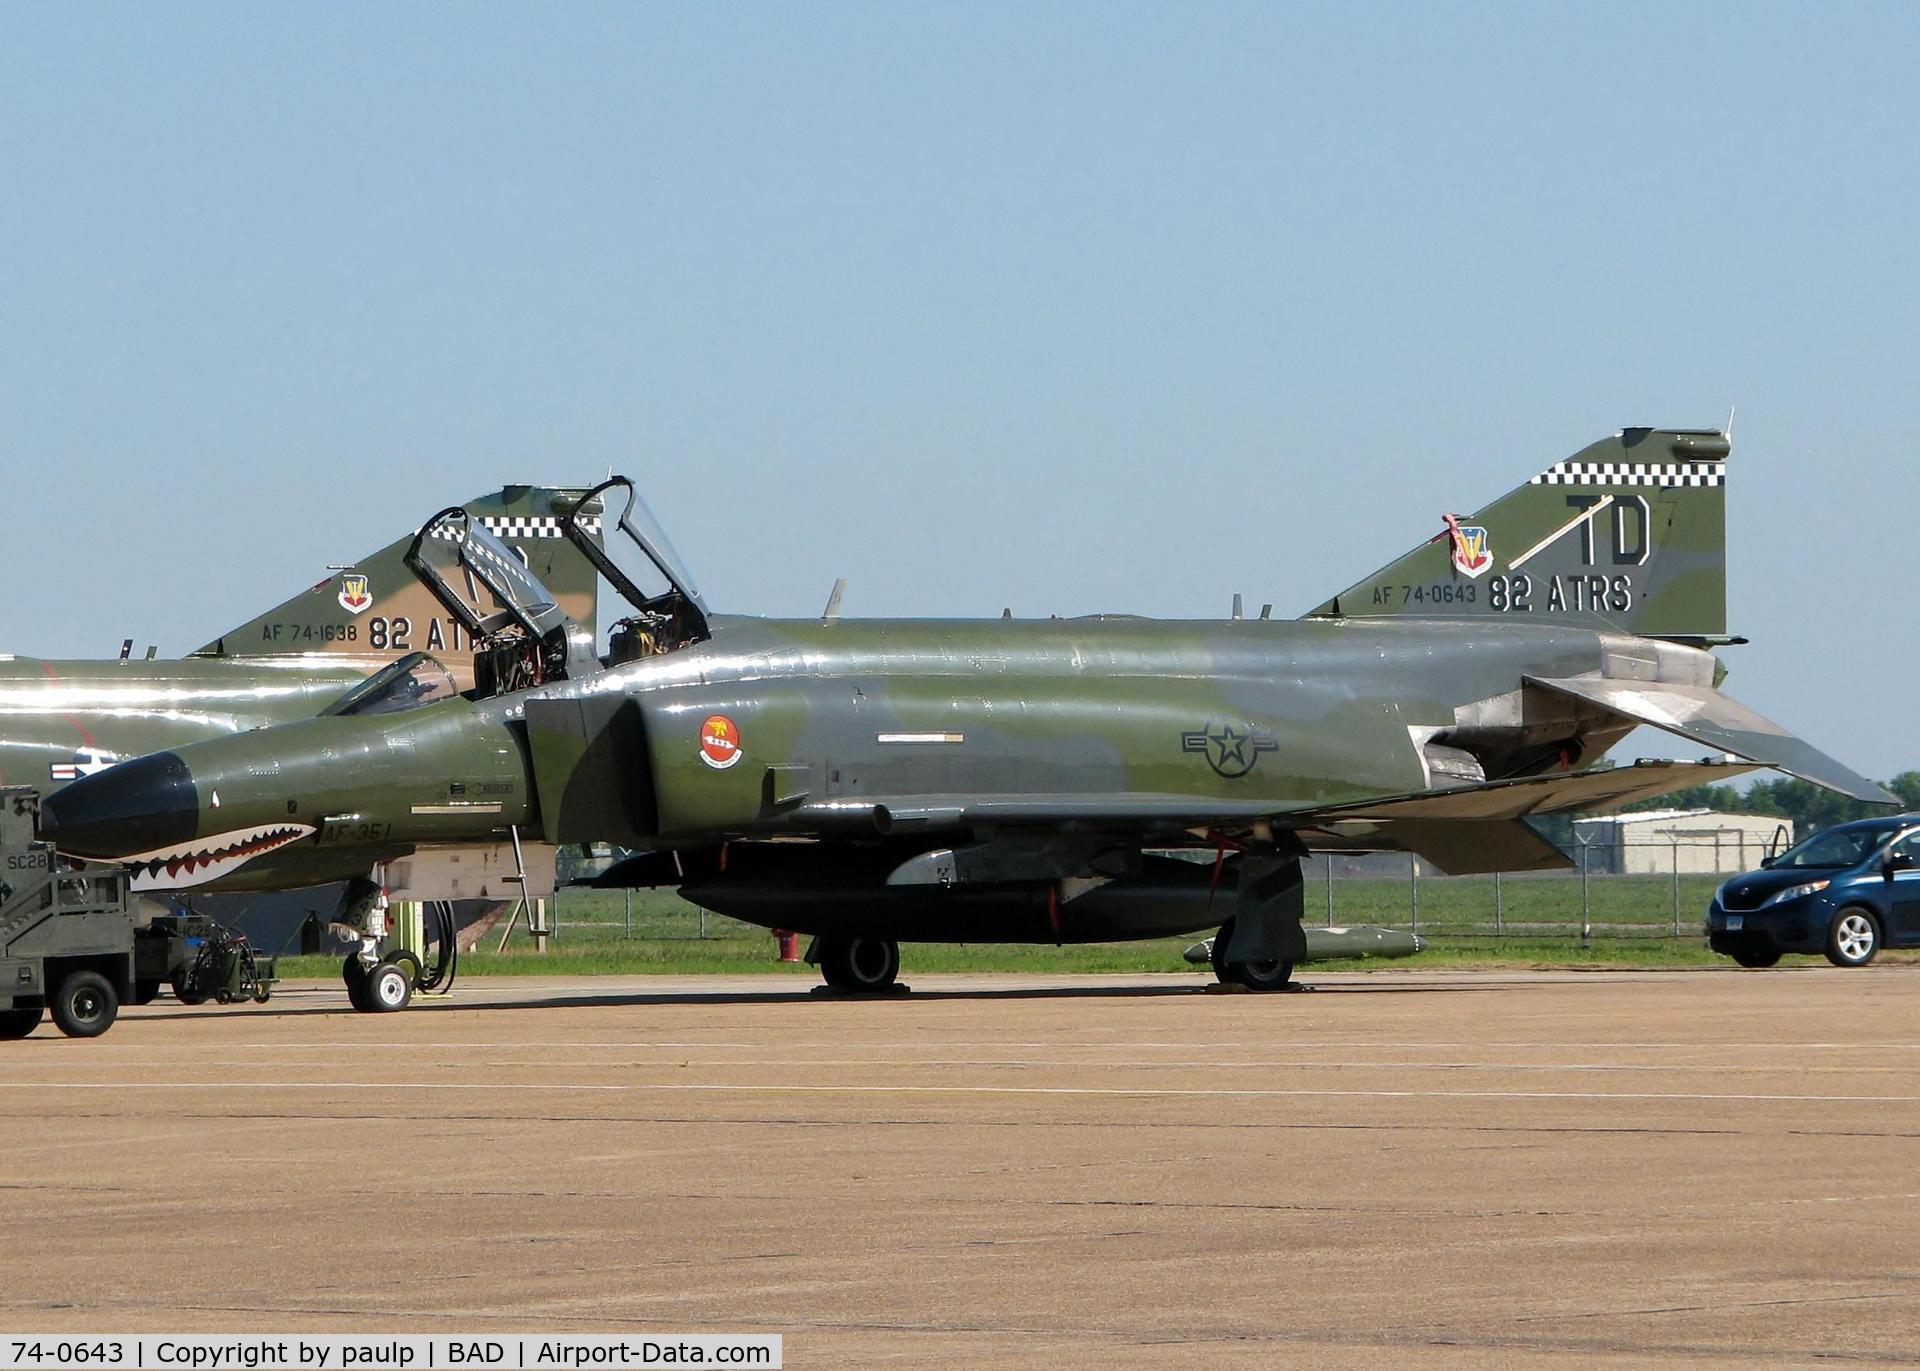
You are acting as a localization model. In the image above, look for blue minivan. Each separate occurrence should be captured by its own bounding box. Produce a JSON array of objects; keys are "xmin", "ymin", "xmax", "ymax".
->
[{"xmin": 1708, "ymin": 815, "xmax": 1920, "ymax": 968}]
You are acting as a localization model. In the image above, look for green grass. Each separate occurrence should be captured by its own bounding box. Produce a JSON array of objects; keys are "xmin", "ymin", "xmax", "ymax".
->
[
  {"xmin": 271, "ymin": 876, "xmax": 1920, "ymax": 980},
  {"xmin": 270, "ymin": 880, "xmax": 1758, "ymax": 979}
]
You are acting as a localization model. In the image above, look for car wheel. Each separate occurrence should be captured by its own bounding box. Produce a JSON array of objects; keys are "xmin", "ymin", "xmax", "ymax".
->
[
  {"xmin": 1730, "ymin": 946, "xmax": 1782, "ymax": 969},
  {"xmin": 0, "ymin": 1007, "xmax": 42, "ymax": 1039},
  {"xmin": 50, "ymin": 970, "xmax": 119, "ymax": 1038},
  {"xmin": 1826, "ymin": 908, "xmax": 1881, "ymax": 967}
]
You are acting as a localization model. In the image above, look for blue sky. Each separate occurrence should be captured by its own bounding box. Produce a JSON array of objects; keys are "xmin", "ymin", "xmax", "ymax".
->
[{"xmin": 3, "ymin": 3, "xmax": 1916, "ymax": 771}]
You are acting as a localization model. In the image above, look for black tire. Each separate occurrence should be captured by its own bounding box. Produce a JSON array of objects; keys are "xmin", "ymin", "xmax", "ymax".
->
[
  {"xmin": 1208, "ymin": 921, "xmax": 1232, "ymax": 982},
  {"xmin": 1209, "ymin": 916, "xmax": 1294, "ymax": 991},
  {"xmin": 50, "ymin": 970, "xmax": 118, "ymax": 1038},
  {"xmin": 1730, "ymin": 946, "xmax": 1783, "ymax": 969},
  {"xmin": 385, "ymin": 948, "xmax": 422, "ymax": 984},
  {"xmin": 343, "ymin": 954, "xmax": 371, "ymax": 1011},
  {"xmin": 1230, "ymin": 956, "xmax": 1296, "ymax": 991},
  {"xmin": 132, "ymin": 980, "xmax": 162, "ymax": 1006},
  {"xmin": 0, "ymin": 1006, "xmax": 41, "ymax": 1039},
  {"xmin": 1826, "ymin": 908, "xmax": 1881, "ymax": 967},
  {"xmin": 817, "ymin": 935, "xmax": 900, "ymax": 993},
  {"xmin": 170, "ymin": 974, "xmax": 208, "ymax": 1006},
  {"xmin": 366, "ymin": 960, "xmax": 414, "ymax": 1013}
]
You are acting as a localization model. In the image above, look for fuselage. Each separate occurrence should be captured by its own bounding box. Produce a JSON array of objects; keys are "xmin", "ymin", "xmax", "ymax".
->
[
  {"xmin": 38, "ymin": 612, "xmax": 1715, "ymax": 892},
  {"xmin": 0, "ymin": 654, "xmax": 374, "ymax": 794}
]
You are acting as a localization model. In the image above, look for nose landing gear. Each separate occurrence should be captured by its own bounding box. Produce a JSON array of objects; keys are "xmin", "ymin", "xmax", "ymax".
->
[{"xmin": 335, "ymin": 878, "xmax": 458, "ymax": 1013}]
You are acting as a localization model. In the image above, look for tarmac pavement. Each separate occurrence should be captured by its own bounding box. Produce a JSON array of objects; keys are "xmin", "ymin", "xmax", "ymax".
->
[{"xmin": 3, "ymin": 966, "xmax": 1917, "ymax": 1368}]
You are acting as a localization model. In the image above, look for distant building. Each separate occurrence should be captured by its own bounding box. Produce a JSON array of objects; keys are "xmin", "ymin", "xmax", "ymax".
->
[{"xmin": 1572, "ymin": 809, "xmax": 1794, "ymax": 875}]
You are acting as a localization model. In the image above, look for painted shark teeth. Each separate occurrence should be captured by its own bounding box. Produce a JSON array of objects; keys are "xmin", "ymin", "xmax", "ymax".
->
[{"xmin": 123, "ymin": 823, "xmax": 318, "ymax": 891}]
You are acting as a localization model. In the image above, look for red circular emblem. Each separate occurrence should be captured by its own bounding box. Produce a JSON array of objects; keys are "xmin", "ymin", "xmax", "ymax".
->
[{"xmin": 699, "ymin": 714, "xmax": 743, "ymax": 770}]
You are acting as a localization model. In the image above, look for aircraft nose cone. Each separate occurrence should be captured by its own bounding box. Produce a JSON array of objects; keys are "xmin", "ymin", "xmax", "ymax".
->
[{"xmin": 39, "ymin": 751, "xmax": 199, "ymax": 859}]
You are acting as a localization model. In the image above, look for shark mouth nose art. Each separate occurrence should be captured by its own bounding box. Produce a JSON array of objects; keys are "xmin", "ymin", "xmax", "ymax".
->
[{"xmin": 121, "ymin": 823, "xmax": 318, "ymax": 891}]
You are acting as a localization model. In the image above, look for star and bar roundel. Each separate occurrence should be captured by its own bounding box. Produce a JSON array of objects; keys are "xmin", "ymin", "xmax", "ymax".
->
[{"xmin": 1180, "ymin": 720, "xmax": 1278, "ymax": 779}]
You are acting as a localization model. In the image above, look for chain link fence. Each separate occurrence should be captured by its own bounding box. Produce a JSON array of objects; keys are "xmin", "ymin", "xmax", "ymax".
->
[
  {"xmin": 539, "ymin": 836, "xmax": 1772, "ymax": 947},
  {"xmin": 1313, "ymin": 846, "xmax": 1726, "ymax": 942}
]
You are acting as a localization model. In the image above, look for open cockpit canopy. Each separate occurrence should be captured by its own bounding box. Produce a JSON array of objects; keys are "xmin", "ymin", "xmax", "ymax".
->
[
  {"xmin": 564, "ymin": 477, "xmax": 710, "ymax": 662},
  {"xmin": 406, "ymin": 508, "xmax": 570, "ymax": 641},
  {"xmin": 405, "ymin": 507, "xmax": 589, "ymax": 695}
]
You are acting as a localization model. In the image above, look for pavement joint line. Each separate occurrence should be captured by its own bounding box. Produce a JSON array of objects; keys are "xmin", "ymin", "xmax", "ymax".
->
[
  {"xmin": 33, "ymin": 1052, "xmax": 1920, "ymax": 1075},
  {"xmin": 166, "ymin": 1038, "xmax": 1920, "ymax": 1051},
  {"xmin": 54, "ymin": 1055, "xmax": 1920, "ymax": 1075},
  {"xmin": 5, "ymin": 1081, "xmax": 1919, "ymax": 1102}
]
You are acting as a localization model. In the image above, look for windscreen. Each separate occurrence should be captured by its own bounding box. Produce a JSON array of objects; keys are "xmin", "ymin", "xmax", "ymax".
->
[
  {"xmin": 1774, "ymin": 823, "xmax": 1901, "ymax": 869},
  {"xmin": 321, "ymin": 652, "xmax": 459, "ymax": 718}
]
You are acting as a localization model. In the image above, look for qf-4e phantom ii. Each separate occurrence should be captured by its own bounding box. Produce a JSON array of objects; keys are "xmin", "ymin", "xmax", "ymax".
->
[{"xmin": 41, "ymin": 428, "xmax": 1894, "ymax": 1001}]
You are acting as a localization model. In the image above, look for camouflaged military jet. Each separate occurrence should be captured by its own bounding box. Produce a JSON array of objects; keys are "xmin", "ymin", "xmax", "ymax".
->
[
  {"xmin": 41, "ymin": 429, "xmax": 1895, "ymax": 998},
  {"xmin": 3, "ymin": 485, "xmax": 597, "ymax": 894}
]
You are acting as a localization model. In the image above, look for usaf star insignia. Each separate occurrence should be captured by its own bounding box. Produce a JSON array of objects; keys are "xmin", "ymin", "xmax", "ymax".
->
[{"xmin": 1181, "ymin": 720, "xmax": 1279, "ymax": 778}]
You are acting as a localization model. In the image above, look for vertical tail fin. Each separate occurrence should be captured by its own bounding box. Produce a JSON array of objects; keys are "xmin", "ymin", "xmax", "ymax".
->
[
  {"xmin": 1305, "ymin": 427, "xmax": 1730, "ymax": 642},
  {"xmin": 192, "ymin": 485, "xmax": 600, "ymax": 662}
]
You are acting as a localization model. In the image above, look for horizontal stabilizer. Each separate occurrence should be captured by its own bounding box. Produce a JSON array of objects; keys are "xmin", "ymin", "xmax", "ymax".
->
[{"xmin": 1527, "ymin": 676, "xmax": 1896, "ymax": 806}]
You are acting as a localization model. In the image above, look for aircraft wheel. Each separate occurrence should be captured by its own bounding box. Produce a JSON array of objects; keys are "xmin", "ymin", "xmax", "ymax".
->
[
  {"xmin": 366, "ymin": 960, "xmax": 414, "ymax": 1013},
  {"xmin": 0, "ymin": 1007, "xmax": 42, "ymax": 1039},
  {"xmin": 1230, "ymin": 957, "xmax": 1295, "ymax": 991},
  {"xmin": 1210, "ymin": 917, "xmax": 1294, "ymax": 992},
  {"xmin": 1730, "ymin": 946, "xmax": 1782, "ymax": 969},
  {"xmin": 1826, "ymin": 908, "xmax": 1881, "ymax": 967},
  {"xmin": 1208, "ymin": 923, "xmax": 1232, "ymax": 981},
  {"xmin": 818, "ymin": 935, "xmax": 900, "ymax": 993},
  {"xmin": 343, "ymin": 955, "xmax": 373, "ymax": 1012},
  {"xmin": 51, "ymin": 970, "xmax": 119, "ymax": 1038}
]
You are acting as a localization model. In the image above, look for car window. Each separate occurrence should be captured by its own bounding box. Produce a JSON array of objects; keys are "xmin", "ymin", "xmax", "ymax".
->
[
  {"xmin": 1889, "ymin": 830, "xmax": 1920, "ymax": 867},
  {"xmin": 1774, "ymin": 824, "xmax": 1901, "ymax": 869}
]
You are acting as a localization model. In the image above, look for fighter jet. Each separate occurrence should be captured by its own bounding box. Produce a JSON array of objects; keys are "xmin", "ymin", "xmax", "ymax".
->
[
  {"xmin": 41, "ymin": 428, "xmax": 1895, "ymax": 1001},
  {"xmin": 3, "ymin": 485, "xmax": 598, "ymax": 894}
]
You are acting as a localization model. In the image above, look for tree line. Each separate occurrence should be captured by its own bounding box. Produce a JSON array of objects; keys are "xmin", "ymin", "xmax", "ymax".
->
[
  {"xmin": 1616, "ymin": 772, "xmax": 1920, "ymax": 835},
  {"xmin": 1523, "ymin": 770, "xmax": 1920, "ymax": 853}
]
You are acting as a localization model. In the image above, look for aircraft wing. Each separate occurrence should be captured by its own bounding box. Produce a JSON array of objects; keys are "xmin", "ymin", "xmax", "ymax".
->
[
  {"xmin": 1287, "ymin": 758, "xmax": 1764, "ymax": 874},
  {"xmin": 1297, "ymin": 757, "xmax": 1760, "ymax": 822},
  {"xmin": 786, "ymin": 758, "xmax": 1763, "ymax": 875},
  {"xmin": 845, "ymin": 758, "xmax": 1756, "ymax": 832},
  {"xmin": 1525, "ymin": 676, "xmax": 1897, "ymax": 806}
]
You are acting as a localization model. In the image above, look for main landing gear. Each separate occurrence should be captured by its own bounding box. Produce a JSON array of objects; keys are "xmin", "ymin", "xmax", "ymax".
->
[
  {"xmin": 1209, "ymin": 848, "xmax": 1308, "ymax": 993},
  {"xmin": 1209, "ymin": 916, "xmax": 1294, "ymax": 990},
  {"xmin": 811, "ymin": 935, "xmax": 903, "ymax": 994}
]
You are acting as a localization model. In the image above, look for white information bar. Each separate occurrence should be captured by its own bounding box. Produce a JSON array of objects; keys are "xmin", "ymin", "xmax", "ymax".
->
[{"xmin": 0, "ymin": 1336, "xmax": 781, "ymax": 1371}]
